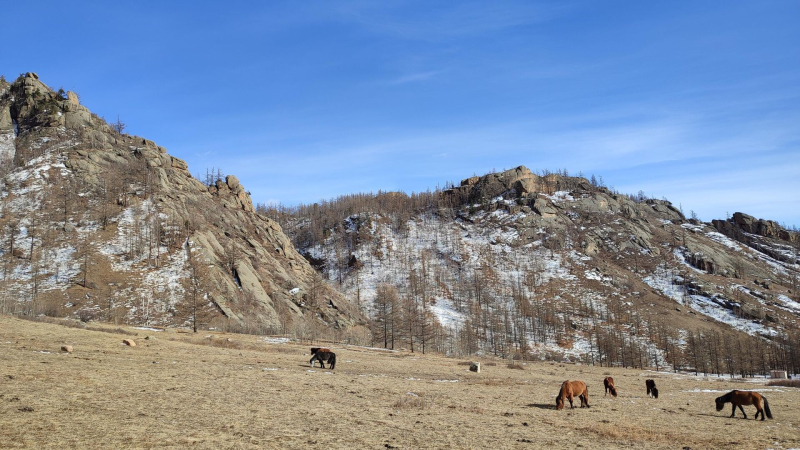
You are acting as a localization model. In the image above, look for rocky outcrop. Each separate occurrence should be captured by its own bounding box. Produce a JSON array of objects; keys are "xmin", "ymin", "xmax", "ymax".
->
[
  {"xmin": 455, "ymin": 165, "xmax": 539, "ymax": 202},
  {"xmin": 711, "ymin": 212, "xmax": 799, "ymax": 265},
  {"xmin": 714, "ymin": 212, "xmax": 798, "ymax": 244},
  {"xmin": 209, "ymin": 175, "xmax": 256, "ymax": 213},
  {"xmin": 645, "ymin": 199, "xmax": 684, "ymax": 222},
  {"xmin": 66, "ymin": 91, "xmax": 79, "ymax": 106},
  {"xmin": 532, "ymin": 197, "xmax": 557, "ymax": 217},
  {"xmin": 0, "ymin": 73, "xmax": 365, "ymax": 333}
]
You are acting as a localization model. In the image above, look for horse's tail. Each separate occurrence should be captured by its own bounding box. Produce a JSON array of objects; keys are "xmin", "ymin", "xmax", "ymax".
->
[
  {"xmin": 763, "ymin": 396, "xmax": 772, "ymax": 419},
  {"xmin": 652, "ymin": 387, "xmax": 659, "ymax": 399},
  {"xmin": 329, "ymin": 352, "xmax": 336, "ymax": 370},
  {"xmin": 584, "ymin": 385, "xmax": 590, "ymax": 407}
]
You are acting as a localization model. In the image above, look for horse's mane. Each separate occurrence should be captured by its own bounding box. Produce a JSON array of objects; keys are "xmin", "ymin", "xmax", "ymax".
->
[{"xmin": 716, "ymin": 391, "xmax": 734, "ymax": 403}]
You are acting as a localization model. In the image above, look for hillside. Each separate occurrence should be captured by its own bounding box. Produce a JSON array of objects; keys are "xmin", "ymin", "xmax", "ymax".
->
[
  {"xmin": 2, "ymin": 315, "xmax": 798, "ymax": 449},
  {"xmin": 270, "ymin": 166, "xmax": 800, "ymax": 373},
  {"xmin": 0, "ymin": 73, "xmax": 365, "ymax": 338}
]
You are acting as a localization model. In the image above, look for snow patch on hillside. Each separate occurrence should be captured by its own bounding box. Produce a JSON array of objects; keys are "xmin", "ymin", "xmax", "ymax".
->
[
  {"xmin": 705, "ymin": 231, "xmax": 742, "ymax": 251},
  {"xmin": 643, "ymin": 266, "xmax": 776, "ymax": 337},
  {"xmin": 776, "ymin": 294, "xmax": 800, "ymax": 313},
  {"xmin": 429, "ymin": 301, "xmax": 466, "ymax": 329}
]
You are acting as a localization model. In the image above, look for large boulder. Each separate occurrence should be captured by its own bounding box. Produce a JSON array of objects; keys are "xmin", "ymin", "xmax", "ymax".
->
[
  {"xmin": 66, "ymin": 91, "xmax": 79, "ymax": 106},
  {"xmin": 464, "ymin": 166, "xmax": 539, "ymax": 201},
  {"xmin": 532, "ymin": 197, "xmax": 557, "ymax": 217}
]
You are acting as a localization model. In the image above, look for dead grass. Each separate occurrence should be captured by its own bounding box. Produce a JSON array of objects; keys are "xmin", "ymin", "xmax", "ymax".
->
[
  {"xmin": 767, "ymin": 379, "xmax": 800, "ymax": 388},
  {"xmin": 392, "ymin": 394, "xmax": 431, "ymax": 409},
  {"xmin": 507, "ymin": 363, "xmax": 525, "ymax": 370},
  {"xmin": 581, "ymin": 423, "xmax": 683, "ymax": 443},
  {"xmin": 267, "ymin": 345, "xmax": 302, "ymax": 354},
  {"xmin": 85, "ymin": 326, "xmax": 136, "ymax": 336},
  {"xmin": 13, "ymin": 314, "xmax": 87, "ymax": 329},
  {"xmin": 1, "ymin": 314, "xmax": 799, "ymax": 450}
]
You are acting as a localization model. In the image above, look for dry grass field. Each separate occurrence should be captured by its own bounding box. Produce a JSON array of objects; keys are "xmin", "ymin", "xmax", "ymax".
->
[{"xmin": 1, "ymin": 315, "xmax": 798, "ymax": 449}]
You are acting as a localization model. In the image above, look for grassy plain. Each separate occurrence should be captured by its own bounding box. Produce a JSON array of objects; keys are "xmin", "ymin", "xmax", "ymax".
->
[{"xmin": 1, "ymin": 315, "xmax": 798, "ymax": 449}]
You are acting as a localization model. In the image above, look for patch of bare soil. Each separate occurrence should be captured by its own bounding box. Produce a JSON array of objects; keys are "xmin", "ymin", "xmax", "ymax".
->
[{"xmin": 1, "ymin": 315, "xmax": 798, "ymax": 449}]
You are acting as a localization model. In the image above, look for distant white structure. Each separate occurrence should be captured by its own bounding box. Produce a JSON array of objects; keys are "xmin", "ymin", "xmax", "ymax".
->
[
  {"xmin": 770, "ymin": 370, "xmax": 788, "ymax": 379},
  {"xmin": 289, "ymin": 287, "xmax": 301, "ymax": 295}
]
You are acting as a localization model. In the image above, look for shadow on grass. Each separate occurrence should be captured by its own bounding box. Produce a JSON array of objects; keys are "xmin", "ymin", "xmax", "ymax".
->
[
  {"xmin": 526, "ymin": 403, "xmax": 557, "ymax": 410},
  {"xmin": 695, "ymin": 412, "xmax": 740, "ymax": 420},
  {"xmin": 300, "ymin": 365, "xmax": 337, "ymax": 371}
]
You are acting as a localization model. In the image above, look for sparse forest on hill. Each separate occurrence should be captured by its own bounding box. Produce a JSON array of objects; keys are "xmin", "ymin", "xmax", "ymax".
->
[{"xmin": 262, "ymin": 167, "xmax": 800, "ymax": 375}]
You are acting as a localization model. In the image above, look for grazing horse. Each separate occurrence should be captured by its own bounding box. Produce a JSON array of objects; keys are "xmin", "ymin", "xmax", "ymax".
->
[
  {"xmin": 603, "ymin": 377, "xmax": 617, "ymax": 397},
  {"xmin": 309, "ymin": 347, "xmax": 336, "ymax": 370},
  {"xmin": 555, "ymin": 380, "xmax": 590, "ymax": 410},
  {"xmin": 715, "ymin": 390, "xmax": 772, "ymax": 421},
  {"xmin": 645, "ymin": 379, "xmax": 658, "ymax": 398}
]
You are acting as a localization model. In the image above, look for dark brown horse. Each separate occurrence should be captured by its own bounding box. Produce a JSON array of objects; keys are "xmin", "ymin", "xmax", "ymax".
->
[
  {"xmin": 555, "ymin": 380, "xmax": 590, "ymax": 410},
  {"xmin": 645, "ymin": 379, "xmax": 658, "ymax": 398},
  {"xmin": 715, "ymin": 390, "xmax": 772, "ymax": 420},
  {"xmin": 603, "ymin": 377, "xmax": 617, "ymax": 397},
  {"xmin": 309, "ymin": 347, "xmax": 336, "ymax": 370}
]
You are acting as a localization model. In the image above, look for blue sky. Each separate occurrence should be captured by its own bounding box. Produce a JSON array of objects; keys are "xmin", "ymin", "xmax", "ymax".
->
[{"xmin": 3, "ymin": 1, "xmax": 799, "ymax": 226}]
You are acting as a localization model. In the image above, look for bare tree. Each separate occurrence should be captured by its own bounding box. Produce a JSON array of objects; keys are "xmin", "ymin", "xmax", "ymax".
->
[{"xmin": 111, "ymin": 115, "xmax": 126, "ymax": 134}]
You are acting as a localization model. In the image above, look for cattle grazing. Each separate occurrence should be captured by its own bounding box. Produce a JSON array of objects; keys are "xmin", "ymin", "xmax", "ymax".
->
[
  {"xmin": 309, "ymin": 347, "xmax": 336, "ymax": 370},
  {"xmin": 603, "ymin": 377, "xmax": 617, "ymax": 397},
  {"xmin": 555, "ymin": 380, "xmax": 590, "ymax": 410},
  {"xmin": 715, "ymin": 390, "xmax": 772, "ymax": 421},
  {"xmin": 645, "ymin": 379, "xmax": 658, "ymax": 398}
]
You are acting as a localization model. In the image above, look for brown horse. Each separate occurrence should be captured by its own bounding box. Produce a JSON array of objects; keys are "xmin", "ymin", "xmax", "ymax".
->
[
  {"xmin": 603, "ymin": 377, "xmax": 617, "ymax": 397},
  {"xmin": 555, "ymin": 380, "xmax": 590, "ymax": 410},
  {"xmin": 645, "ymin": 379, "xmax": 658, "ymax": 398},
  {"xmin": 309, "ymin": 347, "xmax": 336, "ymax": 370},
  {"xmin": 715, "ymin": 390, "xmax": 772, "ymax": 421}
]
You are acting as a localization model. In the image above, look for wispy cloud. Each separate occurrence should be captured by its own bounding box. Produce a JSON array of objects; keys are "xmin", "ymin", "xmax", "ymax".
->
[
  {"xmin": 384, "ymin": 70, "xmax": 442, "ymax": 85},
  {"xmin": 331, "ymin": 1, "xmax": 572, "ymax": 41}
]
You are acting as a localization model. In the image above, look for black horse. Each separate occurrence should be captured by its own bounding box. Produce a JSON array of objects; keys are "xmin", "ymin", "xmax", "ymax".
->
[
  {"xmin": 309, "ymin": 347, "xmax": 337, "ymax": 370},
  {"xmin": 646, "ymin": 379, "xmax": 658, "ymax": 398}
]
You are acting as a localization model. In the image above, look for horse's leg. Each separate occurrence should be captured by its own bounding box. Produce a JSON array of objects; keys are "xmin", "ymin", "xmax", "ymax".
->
[
  {"xmin": 755, "ymin": 407, "xmax": 762, "ymax": 421},
  {"xmin": 568, "ymin": 394, "xmax": 574, "ymax": 409},
  {"xmin": 738, "ymin": 405, "xmax": 747, "ymax": 419},
  {"xmin": 309, "ymin": 356, "xmax": 315, "ymax": 367},
  {"xmin": 730, "ymin": 404, "xmax": 736, "ymax": 418}
]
